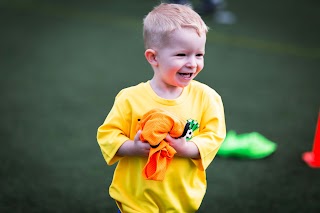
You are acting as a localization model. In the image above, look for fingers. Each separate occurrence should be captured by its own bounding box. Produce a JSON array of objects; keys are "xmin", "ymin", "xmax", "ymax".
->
[
  {"xmin": 165, "ymin": 133, "xmax": 173, "ymax": 142},
  {"xmin": 134, "ymin": 130, "xmax": 142, "ymax": 142},
  {"xmin": 135, "ymin": 130, "xmax": 150, "ymax": 155},
  {"xmin": 140, "ymin": 142, "xmax": 150, "ymax": 156}
]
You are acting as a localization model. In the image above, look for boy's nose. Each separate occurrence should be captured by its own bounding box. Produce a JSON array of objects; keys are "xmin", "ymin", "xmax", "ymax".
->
[{"xmin": 186, "ymin": 56, "xmax": 197, "ymax": 68}]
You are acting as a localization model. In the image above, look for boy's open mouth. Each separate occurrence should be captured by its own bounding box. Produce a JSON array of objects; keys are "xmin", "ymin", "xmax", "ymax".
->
[{"xmin": 179, "ymin": 73, "xmax": 193, "ymax": 78}]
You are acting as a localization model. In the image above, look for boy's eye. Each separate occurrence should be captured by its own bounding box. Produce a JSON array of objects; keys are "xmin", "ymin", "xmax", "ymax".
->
[
  {"xmin": 176, "ymin": 53, "xmax": 186, "ymax": 56},
  {"xmin": 196, "ymin": 54, "xmax": 204, "ymax": 57}
]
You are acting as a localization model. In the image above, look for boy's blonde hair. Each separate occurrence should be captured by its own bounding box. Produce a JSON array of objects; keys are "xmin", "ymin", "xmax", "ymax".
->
[{"xmin": 143, "ymin": 3, "xmax": 209, "ymax": 49}]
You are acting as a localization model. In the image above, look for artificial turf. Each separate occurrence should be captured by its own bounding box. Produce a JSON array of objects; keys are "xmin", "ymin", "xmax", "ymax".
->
[{"xmin": 1, "ymin": 0, "xmax": 319, "ymax": 212}]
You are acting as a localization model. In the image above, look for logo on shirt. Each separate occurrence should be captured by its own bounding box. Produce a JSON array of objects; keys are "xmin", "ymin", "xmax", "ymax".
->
[{"xmin": 185, "ymin": 119, "xmax": 200, "ymax": 141}]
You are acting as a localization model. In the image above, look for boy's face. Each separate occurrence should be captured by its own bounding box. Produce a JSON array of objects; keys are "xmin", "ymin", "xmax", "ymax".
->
[{"xmin": 153, "ymin": 28, "xmax": 206, "ymax": 89}]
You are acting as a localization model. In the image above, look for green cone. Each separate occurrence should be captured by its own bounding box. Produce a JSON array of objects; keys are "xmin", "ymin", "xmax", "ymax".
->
[{"xmin": 217, "ymin": 130, "xmax": 277, "ymax": 159}]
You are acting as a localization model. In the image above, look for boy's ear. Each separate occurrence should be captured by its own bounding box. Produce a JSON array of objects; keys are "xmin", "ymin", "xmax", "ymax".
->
[{"xmin": 144, "ymin": 49, "xmax": 158, "ymax": 66}]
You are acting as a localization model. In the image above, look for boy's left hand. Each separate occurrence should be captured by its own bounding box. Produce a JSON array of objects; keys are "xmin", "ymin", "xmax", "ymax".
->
[{"xmin": 165, "ymin": 134, "xmax": 200, "ymax": 159}]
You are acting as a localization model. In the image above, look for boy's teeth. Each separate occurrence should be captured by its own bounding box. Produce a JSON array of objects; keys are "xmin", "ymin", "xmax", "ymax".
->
[{"xmin": 179, "ymin": 73, "xmax": 193, "ymax": 78}]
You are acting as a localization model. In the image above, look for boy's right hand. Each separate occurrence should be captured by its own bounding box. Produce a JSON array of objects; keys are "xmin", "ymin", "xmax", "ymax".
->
[
  {"xmin": 116, "ymin": 130, "xmax": 150, "ymax": 157},
  {"xmin": 132, "ymin": 130, "xmax": 151, "ymax": 156}
]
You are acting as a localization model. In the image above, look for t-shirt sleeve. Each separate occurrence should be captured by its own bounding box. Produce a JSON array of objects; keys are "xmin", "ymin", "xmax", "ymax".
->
[
  {"xmin": 191, "ymin": 92, "xmax": 226, "ymax": 170},
  {"xmin": 96, "ymin": 91, "xmax": 131, "ymax": 165}
]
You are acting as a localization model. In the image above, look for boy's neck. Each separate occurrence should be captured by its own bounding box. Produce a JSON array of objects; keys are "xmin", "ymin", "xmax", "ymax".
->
[{"xmin": 150, "ymin": 80, "xmax": 183, "ymax": 100}]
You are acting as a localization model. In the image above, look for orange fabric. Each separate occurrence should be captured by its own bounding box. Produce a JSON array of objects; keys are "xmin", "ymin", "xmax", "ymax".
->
[{"xmin": 136, "ymin": 108, "xmax": 187, "ymax": 181}]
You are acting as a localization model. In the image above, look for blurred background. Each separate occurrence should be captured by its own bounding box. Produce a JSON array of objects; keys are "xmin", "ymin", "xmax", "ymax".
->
[{"xmin": 1, "ymin": 0, "xmax": 319, "ymax": 212}]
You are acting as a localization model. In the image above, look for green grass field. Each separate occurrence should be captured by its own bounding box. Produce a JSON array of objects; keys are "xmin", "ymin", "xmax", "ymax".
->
[{"xmin": 1, "ymin": 0, "xmax": 320, "ymax": 212}]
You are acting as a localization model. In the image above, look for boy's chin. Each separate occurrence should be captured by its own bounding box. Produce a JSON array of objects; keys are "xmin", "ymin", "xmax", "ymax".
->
[{"xmin": 175, "ymin": 81, "xmax": 192, "ymax": 88}]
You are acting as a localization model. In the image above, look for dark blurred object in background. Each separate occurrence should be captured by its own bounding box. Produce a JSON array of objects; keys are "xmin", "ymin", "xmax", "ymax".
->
[{"xmin": 168, "ymin": 0, "xmax": 237, "ymax": 24}]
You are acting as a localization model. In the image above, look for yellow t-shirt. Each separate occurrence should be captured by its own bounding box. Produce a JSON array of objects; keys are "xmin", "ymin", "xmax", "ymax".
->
[{"xmin": 97, "ymin": 80, "xmax": 226, "ymax": 213}]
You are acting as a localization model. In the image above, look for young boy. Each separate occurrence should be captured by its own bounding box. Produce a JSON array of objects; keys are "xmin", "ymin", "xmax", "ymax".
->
[{"xmin": 97, "ymin": 3, "xmax": 226, "ymax": 212}]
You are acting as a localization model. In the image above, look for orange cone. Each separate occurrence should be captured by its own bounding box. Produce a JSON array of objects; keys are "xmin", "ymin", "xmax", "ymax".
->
[{"xmin": 302, "ymin": 111, "xmax": 320, "ymax": 168}]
